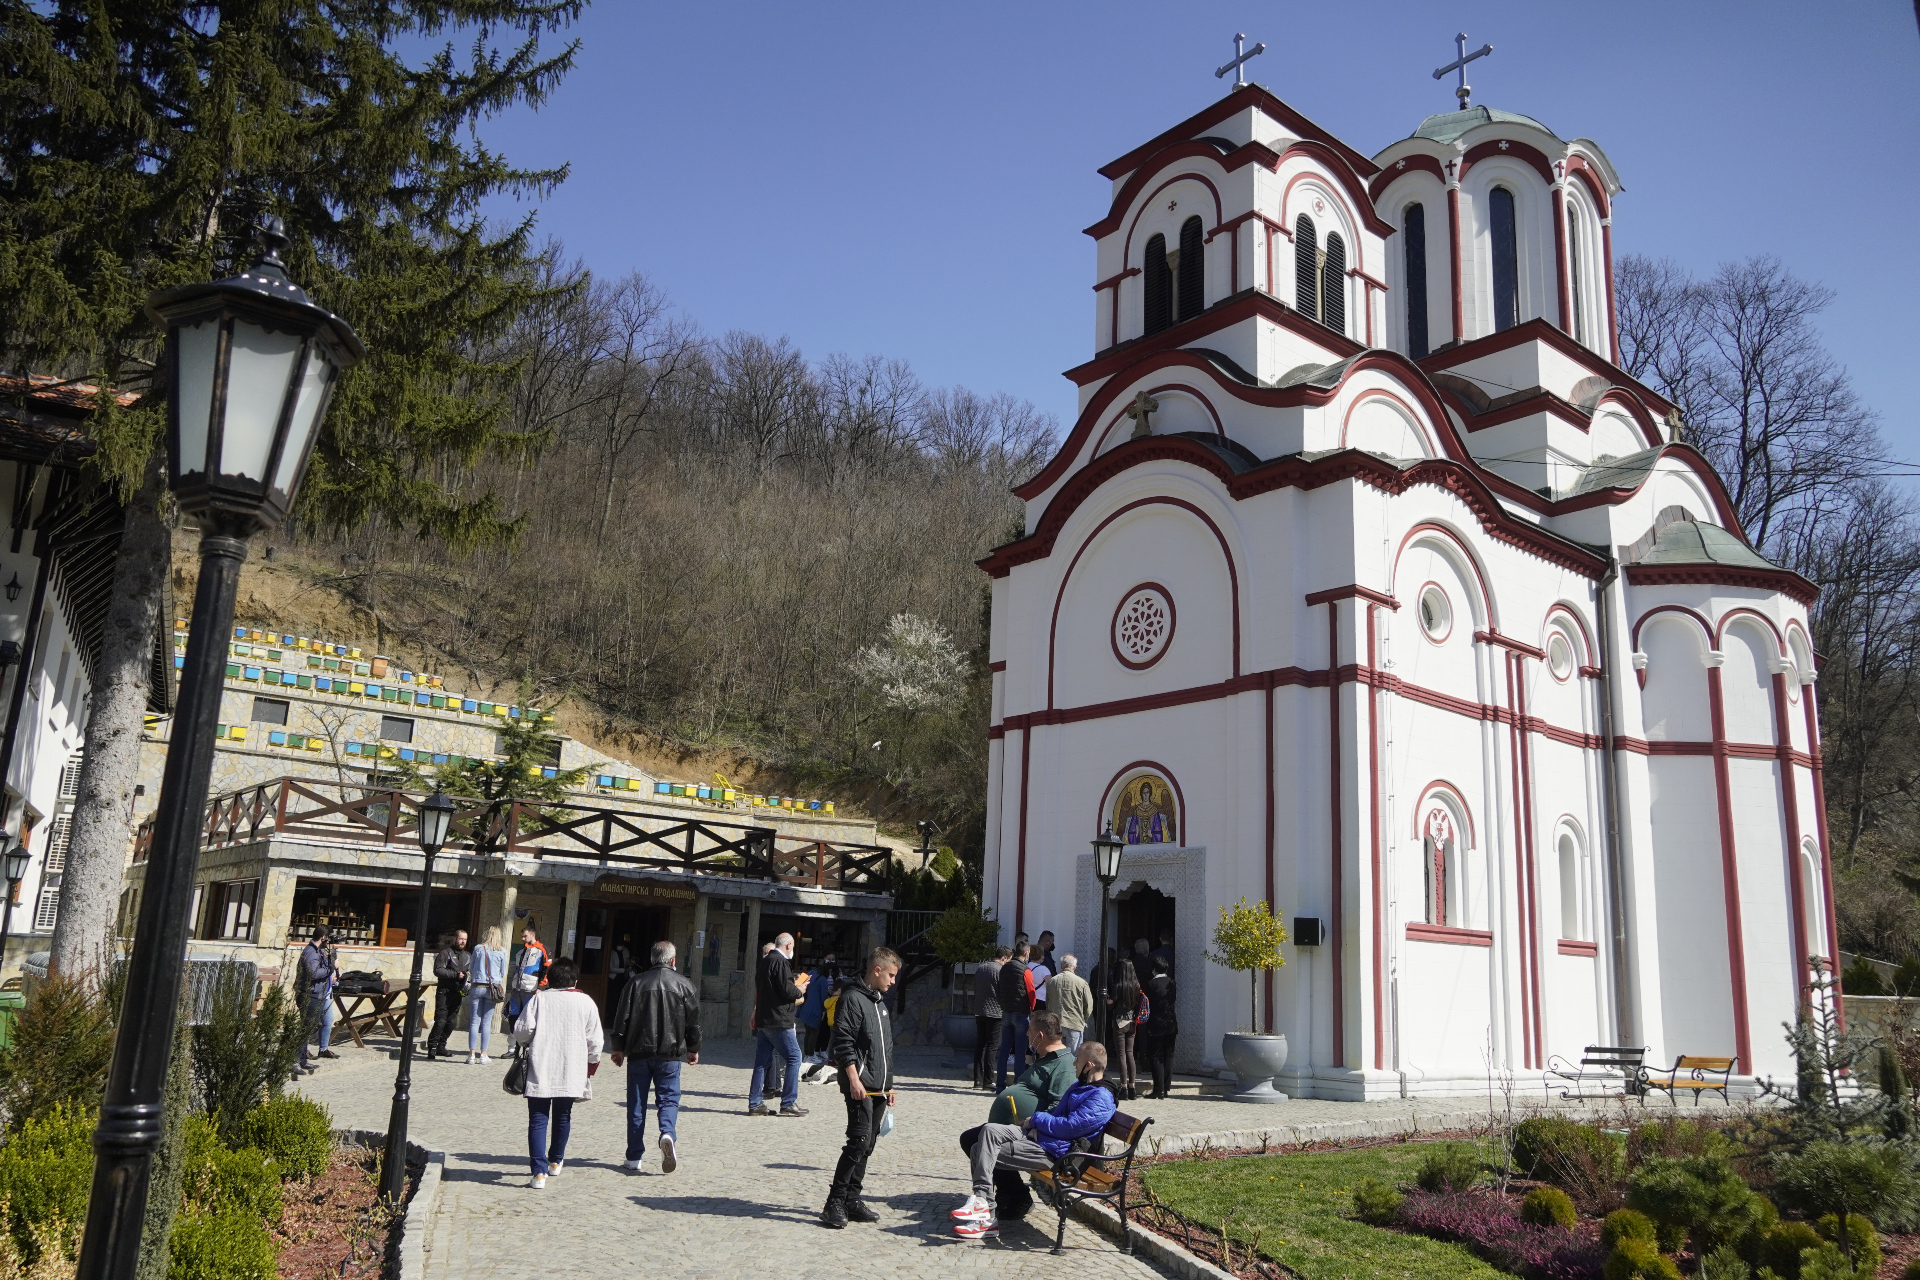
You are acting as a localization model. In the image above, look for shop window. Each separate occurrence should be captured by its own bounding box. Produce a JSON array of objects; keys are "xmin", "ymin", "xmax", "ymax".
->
[
  {"xmin": 209, "ymin": 879, "xmax": 259, "ymax": 940},
  {"xmin": 288, "ymin": 877, "xmax": 478, "ymax": 949}
]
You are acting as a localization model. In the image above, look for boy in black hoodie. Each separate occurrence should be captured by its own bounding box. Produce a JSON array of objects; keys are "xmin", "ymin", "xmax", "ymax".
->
[{"xmin": 820, "ymin": 946, "xmax": 902, "ymax": 1229}]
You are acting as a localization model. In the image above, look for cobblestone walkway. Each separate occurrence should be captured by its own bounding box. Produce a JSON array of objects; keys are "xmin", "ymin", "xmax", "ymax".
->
[{"xmin": 295, "ymin": 1036, "xmax": 1608, "ymax": 1280}]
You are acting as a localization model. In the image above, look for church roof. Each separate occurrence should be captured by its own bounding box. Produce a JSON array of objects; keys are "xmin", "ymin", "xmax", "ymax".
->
[
  {"xmin": 1568, "ymin": 448, "xmax": 1663, "ymax": 498},
  {"xmin": 1411, "ymin": 106, "xmax": 1559, "ymax": 144},
  {"xmin": 1635, "ymin": 519, "xmax": 1782, "ymax": 572}
]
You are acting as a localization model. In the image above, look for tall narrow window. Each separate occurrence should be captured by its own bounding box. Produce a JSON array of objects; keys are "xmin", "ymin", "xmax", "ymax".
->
[
  {"xmin": 1567, "ymin": 217, "xmax": 1586, "ymax": 345},
  {"xmin": 1176, "ymin": 216, "xmax": 1205, "ymax": 321},
  {"xmin": 1403, "ymin": 203, "xmax": 1430, "ymax": 358},
  {"xmin": 1294, "ymin": 215, "xmax": 1319, "ymax": 321},
  {"xmin": 1558, "ymin": 833, "xmax": 1581, "ymax": 939},
  {"xmin": 1321, "ymin": 233, "xmax": 1347, "ymax": 336},
  {"xmin": 1422, "ymin": 807, "xmax": 1458, "ymax": 926},
  {"xmin": 1490, "ymin": 186, "xmax": 1519, "ymax": 332},
  {"xmin": 1143, "ymin": 233, "xmax": 1172, "ymax": 335}
]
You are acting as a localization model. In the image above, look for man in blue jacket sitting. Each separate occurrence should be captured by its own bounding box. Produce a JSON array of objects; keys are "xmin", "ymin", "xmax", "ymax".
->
[{"xmin": 951, "ymin": 1041, "xmax": 1117, "ymax": 1240}]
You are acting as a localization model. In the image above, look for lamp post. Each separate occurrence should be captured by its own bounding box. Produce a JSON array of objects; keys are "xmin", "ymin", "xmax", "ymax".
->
[
  {"xmin": 76, "ymin": 216, "xmax": 361, "ymax": 1280},
  {"xmin": 381, "ymin": 788, "xmax": 455, "ymax": 1204},
  {"xmin": 1090, "ymin": 823, "xmax": 1125, "ymax": 1049},
  {"xmin": 1, "ymin": 839, "xmax": 28, "ymax": 975}
]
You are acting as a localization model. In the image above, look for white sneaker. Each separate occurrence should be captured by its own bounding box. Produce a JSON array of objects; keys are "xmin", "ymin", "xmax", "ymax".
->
[
  {"xmin": 465, "ymin": 1054, "xmax": 476, "ymax": 1065},
  {"xmin": 954, "ymin": 1215, "xmax": 999, "ymax": 1239},
  {"xmin": 950, "ymin": 1195, "xmax": 991, "ymax": 1220},
  {"xmin": 659, "ymin": 1134, "xmax": 677, "ymax": 1174},
  {"xmin": 548, "ymin": 1161, "xmax": 563, "ymax": 1175},
  {"xmin": 623, "ymin": 1158, "xmax": 643, "ymax": 1172},
  {"xmin": 529, "ymin": 1174, "xmax": 547, "ymax": 1189},
  {"xmin": 480, "ymin": 1054, "xmax": 491, "ymax": 1064}
]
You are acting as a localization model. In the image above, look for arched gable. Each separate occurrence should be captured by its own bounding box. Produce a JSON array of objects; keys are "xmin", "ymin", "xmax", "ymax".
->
[
  {"xmin": 1341, "ymin": 388, "xmax": 1438, "ymax": 459},
  {"xmin": 1633, "ymin": 606, "xmax": 1714, "ymax": 741}
]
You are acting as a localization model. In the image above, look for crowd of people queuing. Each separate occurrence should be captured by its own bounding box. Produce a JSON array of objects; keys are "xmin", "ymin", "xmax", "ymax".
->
[{"xmin": 293, "ymin": 916, "xmax": 1171, "ymax": 1233}]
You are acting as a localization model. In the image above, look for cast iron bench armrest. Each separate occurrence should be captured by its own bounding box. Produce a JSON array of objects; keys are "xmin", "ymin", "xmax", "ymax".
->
[{"xmin": 1031, "ymin": 1111, "xmax": 1153, "ymax": 1257}]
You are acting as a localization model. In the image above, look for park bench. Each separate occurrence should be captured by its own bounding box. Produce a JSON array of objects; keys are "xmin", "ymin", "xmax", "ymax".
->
[
  {"xmin": 1030, "ymin": 1109, "xmax": 1153, "ymax": 1256},
  {"xmin": 1642, "ymin": 1054, "xmax": 1737, "ymax": 1107},
  {"xmin": 1543, "ymin": 1045, "xmax": 1648, "ymax": 1101}
]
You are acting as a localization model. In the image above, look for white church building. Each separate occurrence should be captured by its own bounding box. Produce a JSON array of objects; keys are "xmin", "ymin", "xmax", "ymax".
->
[{"xmin": 980, "ymin": 80, "xmax": 1830, "ymax": 1098}]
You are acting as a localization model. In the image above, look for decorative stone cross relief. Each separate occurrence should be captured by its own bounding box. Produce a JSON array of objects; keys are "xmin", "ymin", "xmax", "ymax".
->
[{"xmin": 1126, "ymin": 391, "xmax": 1160, "ymax": 439}]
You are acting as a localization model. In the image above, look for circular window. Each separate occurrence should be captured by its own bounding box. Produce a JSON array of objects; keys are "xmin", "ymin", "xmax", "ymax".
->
[
  {"xmin": 1547, "ymin": 632, "xmax": 1575, "ymax": 681},
  {"xmin": 1111, "ymin": 584, "xmax": 1176, "ymax": 669},
  {"xmin": 1417, "ymin": 585, "xmax": 1452, "ymax": 643}
]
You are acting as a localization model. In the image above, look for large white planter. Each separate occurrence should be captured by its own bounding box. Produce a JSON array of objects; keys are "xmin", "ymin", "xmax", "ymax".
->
[{"xmin": 1221, "ymin": 1032, "xmax": 1290, "ymax": 1103}]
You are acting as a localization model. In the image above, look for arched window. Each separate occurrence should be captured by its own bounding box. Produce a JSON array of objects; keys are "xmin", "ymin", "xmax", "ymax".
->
[
  {"xmin": 1143, "ymin": 233, "xmax": 1172, "ymax": 335},
  {"xmin": 1403, "ymin": 203, "xmax": 1430, "ymax": 358},
  {"xmin": 1422, "ymin": 806, "xmax": 1459, "ymax": 926},
  {"xmin": 1802, "ymin": 839, "xmax": 1827, "ymax": 960},
  {"xmin": 1321, "ymin": 233, "xmax": 1346, "ymax": 336},
  {"xmin": 1558, "ymin": 831, "xmax": 1583, "ymax": 939},
  {"xmin": 1567, "ymin": 216, "xmax": 1586, "ymax": 345},
  {"xmin": 1177, "ymin": 216, "xmax": 1205, "ymax": 321},
  {"xmin": 1294, "ymin": 215, "xmax": 1319, "ymax": 321},
  {"xmin": 1489, "ymin": 186, "xmax": 1519, "ymax": 332}
]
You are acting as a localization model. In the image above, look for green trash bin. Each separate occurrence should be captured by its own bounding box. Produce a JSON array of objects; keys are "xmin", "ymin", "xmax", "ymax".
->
[{"xmin": 0, "ymin": 990, "xmax": 24, "ymax": 1052}]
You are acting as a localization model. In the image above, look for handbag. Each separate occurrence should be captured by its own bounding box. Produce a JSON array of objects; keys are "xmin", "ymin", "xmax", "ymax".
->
[{"xmin": 502, "ymin": 1054, "xmax": 528, "ymax": 1096}]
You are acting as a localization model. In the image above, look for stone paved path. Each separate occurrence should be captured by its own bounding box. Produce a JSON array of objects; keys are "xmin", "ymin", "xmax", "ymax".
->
[{"xmin": 295, "ymin": 1035, "xmax": 1621, "ymax": 1280}]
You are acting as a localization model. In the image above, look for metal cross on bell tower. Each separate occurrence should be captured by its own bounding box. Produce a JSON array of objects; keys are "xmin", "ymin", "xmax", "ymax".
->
[
  {"xmin": 1432, "ymin": 32, "xmax": 1493, "ymax": 109},
  {"xmin": 1215, "ymin": 33, "xmax": 1266, "ymax": 89}
]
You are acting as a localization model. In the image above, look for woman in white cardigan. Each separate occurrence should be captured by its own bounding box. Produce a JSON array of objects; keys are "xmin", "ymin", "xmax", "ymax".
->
[{"xmin": 512, "ymin": 956, "xmax": 603, "ymax": 1188}]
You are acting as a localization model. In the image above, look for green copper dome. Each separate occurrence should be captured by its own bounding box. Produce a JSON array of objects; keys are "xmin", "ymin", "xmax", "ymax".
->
[{"xmin": 1412, "ymin": 106, "xmax": 1559, "ymax": 145}]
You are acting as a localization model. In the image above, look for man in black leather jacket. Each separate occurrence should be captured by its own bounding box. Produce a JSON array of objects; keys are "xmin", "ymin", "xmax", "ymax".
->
[
  {"xmin": 608, "ymin": 940, "xmax": 702, "ymax": 1174},
  {"xmin": 425, "ymin": 929, "xmax": 469, "ymax": 1061},
  {"xmin": 820, "ymin": 946, "xmax": 901, "ymax": 1230}
]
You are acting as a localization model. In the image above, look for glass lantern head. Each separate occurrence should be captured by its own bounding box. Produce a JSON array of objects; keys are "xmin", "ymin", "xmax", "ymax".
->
[
  {"xmin": 417, "ymin": 789, "xmax": 456, "ymax": 855},
  {"xmin": 1091, "ymin": 823, "xmax": 1125, "ymax": 884}
]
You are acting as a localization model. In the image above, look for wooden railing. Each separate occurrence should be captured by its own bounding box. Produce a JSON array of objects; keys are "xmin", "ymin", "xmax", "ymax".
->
[{"xmin": 134, "ymin": 777, "xmax": 892, "ymax": 893}]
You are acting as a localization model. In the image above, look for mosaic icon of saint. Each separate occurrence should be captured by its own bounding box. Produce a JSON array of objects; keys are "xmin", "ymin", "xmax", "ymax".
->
[{"xmin": 1119, "ymin": 776, "xmax": 1176, "ymax": 845}]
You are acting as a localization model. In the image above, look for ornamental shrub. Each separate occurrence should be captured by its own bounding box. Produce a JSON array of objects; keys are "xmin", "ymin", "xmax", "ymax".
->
[
  {"xmin": 1812, "ymin": 1213, "xmax": 1880, "ymax": 1274},
  {"xmin": 1520, "ymin": 1186, "xmax": 1577, "ymax": 1229},
  {"xmin": 1604, "ymin": 1237, "xmax": 1681, "ymax": 1280},
  {"xmin": 1414, "ymin": 1143, "xmax": 1481, "ymax": 1193},
  {"xmin": 190, "ymin": 970, "xmax": 305, "ymax": 1143},
  {"xmin": 1901, "ymin": 1259, "xmax": 1920, "ymax": 1280},
  {"xmin": 1515, "ymin": 1116, "xmax": 1622, "ymax": 1186},
  {"xmin": 0, "ymin": 976, "xmax": 116, "ymax": 1130},
  {"xmin": 0, "ymin": 1104, "xmax": 95, "ymax": 1265},
  {"xmin": 1774, "ymin": 1141, "xmax": 1917, "ymax": 1233},
  {"xmin": 1349, "ymin": 1176, "xmax": 1402, "ymax": 1226},
  {"xmin": 1797, "ymin": 1241, "xmax": 1875, "ymax": 1280},
  {"xmin": 239, "ymin": 1095, "xmax": 333, "ymax": 1180},
  {"xmin": 165, "ymin": 1208, "xmax": 277, "ymax": 1280},
  {"xmin": 1699, "ymin": 1245, "xmax": 1753, "ymax": 1280},
  {"xmin": 181, "ymin": 1117, "xmax": 282, "ymax": 1224},
  {"xmin": 1601, "ymin": 1208, "xmax": 1658, "ymax": 1251},
  {"xmin": 1396, "ymin": 1189, "xmax": 1601, "ymax": 1277},
  {"xmin": 1760, "ymin": 1222, "xmax": 1825, "ymax": 1279},
  {"xmin": 1627, "ymin": 1155, "xmax": 1762, "ymax": 1254}
]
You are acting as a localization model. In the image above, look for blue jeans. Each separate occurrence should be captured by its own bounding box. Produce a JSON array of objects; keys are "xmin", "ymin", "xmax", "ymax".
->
[
  {"xmin": 749, "ymin": 1027, "xmax": 801, "ymax": 1110},
  {"xmin": 466, "ymin": 990, "xmax": 498, "ymax": 1054},
  {"xmin": 526, "ymin": 1097, "xmax": 574, "ymax": 1175},
  {"xmin": 319, "ymin": 993, "xmax": 336, "ymax": 1052},
  {"xmin": 996, "ymin": 1013, "xmax": 1030, "ymax": 1090},
  {"xmin": 626, "ymin": 1058, "xmax": 682, "ymax": 1160}
]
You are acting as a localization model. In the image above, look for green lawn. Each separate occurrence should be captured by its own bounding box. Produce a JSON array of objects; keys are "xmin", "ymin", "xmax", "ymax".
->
[{"xmin": 1140, "ymin": 1143, "xmax": 1515, "ymax": 1280}]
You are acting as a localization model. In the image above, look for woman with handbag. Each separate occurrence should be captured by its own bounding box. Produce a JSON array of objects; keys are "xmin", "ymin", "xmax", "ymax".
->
[
  {"xmin": 510, "ymin": 957, "xmax": 603, "ymax": 1189},
  {"xmin": 466, "ymin": 926, "xmax": 509, "ymax": 1064}
]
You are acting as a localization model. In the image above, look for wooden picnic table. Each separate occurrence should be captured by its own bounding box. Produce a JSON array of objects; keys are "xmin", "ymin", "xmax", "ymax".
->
[{"xmin": 332, "ymin": 988, "xmax": 412, "ymax": 1049}]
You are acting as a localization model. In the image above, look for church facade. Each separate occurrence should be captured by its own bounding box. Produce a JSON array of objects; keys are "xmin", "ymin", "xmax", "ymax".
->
[{"xmin": 980, "ymin": 84, "xmax": 1829, "ymax": 1098}]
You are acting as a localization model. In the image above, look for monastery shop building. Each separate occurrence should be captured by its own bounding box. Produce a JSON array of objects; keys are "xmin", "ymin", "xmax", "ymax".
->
[
  {"xmin": 124, "ymin": 624, "xmax": 894, "ymax": 1030},
  {"xmin": 984, "ymin": 82, "xmax": 1832, "ymax": 1099}
]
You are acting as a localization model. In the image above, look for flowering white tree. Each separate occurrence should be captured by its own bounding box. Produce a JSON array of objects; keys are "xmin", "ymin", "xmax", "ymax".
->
[{"xmin": 851, "ymin": 613, "xmax": 965, "ymax": 713}]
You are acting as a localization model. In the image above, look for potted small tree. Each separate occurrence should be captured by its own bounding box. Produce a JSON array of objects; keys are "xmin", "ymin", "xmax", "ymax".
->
[
  {"xmin": 927, "ymin": 900, "xmax": 1000, "ymax": 1057},
  {"xmin": 1206, "ymin": 896, "xmax": 1290, "ymax": 1103}
]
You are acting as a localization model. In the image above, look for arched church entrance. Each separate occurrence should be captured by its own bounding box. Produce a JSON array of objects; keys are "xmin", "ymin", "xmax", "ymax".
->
[{"xmin": 1116, "ymin": 884, "xmax": 1176, "ymax": 977}]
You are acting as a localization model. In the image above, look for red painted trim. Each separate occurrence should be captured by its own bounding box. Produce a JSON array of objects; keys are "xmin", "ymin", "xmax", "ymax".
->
[
  {"xmin": 1460, "ymin": 138, "xmax": 1556, "ymax": 186},
  {"xmin": 1090, "ymin": 380, "xmax": 1226, "ymax": 457},
  {"xmin": 1516, "ymin": 655, "xmax": 1546, "ymax": 1067},
  {"xmin": 1447, "ymin": 186, "xmax": 1464, "ymax": 344},
  {"xmin": 989, "ymin": 660, "xmax": 1007, "ymax": 672},
  {"xmin": 1506, "ymin": 655, "xmax": 1533, "ymax": 1067},
  {"xmin": 1552, "ymin": 186, "xmax": 1571, "ymax": 334},
  {"xmin": 1418, "ymin": 581, "xmax": 1456, "ymax": 645},
  {"xmin": 1015, "ymin": 724, "xmax": 1032, "ymax": 936},
  {"xmin": 1116, "ymin": 172, "xmax": 1225, "ymax": 267},
  {"xmin": 1773, "ymin": 669, "xmax": 1810, "ymax": 1007},
  {"xmin": 1706, "ymin": 667, "xmax": 1754, "ymax": 1070},
  {"xmin": 1407, "ymin": 922, "xmax": 1493, "ymax": 947},
  {"xmin": 1369, "ymin": 153, "xmax": 1448, "ymax": 201},
  {"xmin": 1545, "ymin": 603, "xmax": 1599, "ymax": 668},
  {"xmin": 1094, "ymin": 761, "xmax": 1188, "ymax": 843},
  {"xmin": 1265, "ymin": 683, "xmax": 1276, "ymax": 1034},
  {"xmin": 1629, "ymin": 603, "xmax": 1717, "ymax": 653},
  {"xmin": 1436, "ymin": 383, "xmax": 1658, "ymax": 442},
  {"xmin": 1096, "ymin": 83, "xmax": 1379, "ymax": 183},
  {"xmin": 1557, "ymin": 939, "xmax": 1599, "ymax": 957},
  {"xmin": 1340, "ymin": 388, "xmax": 1437, "ymax": 457},
  {"xmin": 1324, "ymin": 602, "xmax": 1345, "ymax": 1067},
  {"xmin": 1396, "ymin": 521, "xmax": 1498, "ymax": 632},
  {"xmin": 1094, "ymin": 267, "xmax": 1142, "ymax": 292},
  {"xmin": 1109, "ymin": 582, "xmax": 1178, "ymax": 670},
  {"xmin": 1418, "ymin": 316, "xmax": 1676, "ymax": 420},
  {"xmin": 1565, "ymin": 155, "xmax": 1612, "ymax": 218},
  {"xmin": 1305, "ymin": 583, "xmax": 1400, "ymax": 610},
  {"xmin": 1063, "ymin": 289, "xmax": 1365, "ymax": 392},
  {"xmin": 1716, "ymin": 608, "xmax": 1787, "ymax": 651},
  {"xmin": 1367, "ymin": 603, "xmax": 1385, "ymax": 1071},
  {"xmin": 1805, "ymin": 690, "xmax": 1843, "ymax": 1030},
  {"xmin": 1625, "ymin": 563, "xmax": 1818, "ymax": 607},
  {"xmin": 1045, "ymin": 496, "xmax": 1241, "ymax": 708},
  {"xmin": 1477, "ymin": 629, "xmax": 1547, "ymax": 660},
  {"xmin": 1412, "ymin": 780, "xmax": 1479, "ymax": 848},
  {"xmin": 1278, "ymin": 139, "xmax": 1396, "ymax": 237}
]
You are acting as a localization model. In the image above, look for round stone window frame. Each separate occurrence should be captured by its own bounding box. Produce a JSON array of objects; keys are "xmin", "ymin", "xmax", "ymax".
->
[
  {"xmin": 1111, "ymin": 582, "xmax": 1178, "ymax": 670},
  {"xmin": 1547, "ymin": 631, "xmax": 1576, "ymax": 682},
  {"xmin": 1416, "ymin": 582, "xmax": 1453, "ymax": 644}
]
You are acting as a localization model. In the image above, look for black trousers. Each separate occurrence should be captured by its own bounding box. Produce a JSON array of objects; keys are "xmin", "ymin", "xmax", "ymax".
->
[
  {"xmin": 1145, "ymin": 1034, "xmax": 1176, "ymax": 1096},
  {"xmin": 427, "ymin": 984, "xmax": 463, "ymax": 1054},
  {"xmin": 827, "ymin": 1089, "xmax": 889, "ymax": 1207},
  {"xmin": 973, "ymin": 1016, "xmax": 1001, "ymax": 1087}
]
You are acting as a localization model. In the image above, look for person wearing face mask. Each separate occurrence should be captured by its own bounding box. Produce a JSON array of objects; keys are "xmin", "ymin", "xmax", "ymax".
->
[{"xmin": 950, "ymin": 1040, "xmax": 1117, "ymax": 1240}]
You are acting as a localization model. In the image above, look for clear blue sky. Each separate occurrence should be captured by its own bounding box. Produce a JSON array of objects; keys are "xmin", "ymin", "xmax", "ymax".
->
[{"xmin": 477, "ymin": 1, "xmax": 1920, "ymax": 456}]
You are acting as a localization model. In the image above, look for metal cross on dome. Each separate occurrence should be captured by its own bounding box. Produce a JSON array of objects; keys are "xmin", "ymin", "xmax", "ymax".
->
[
  {"xmin": 1215, "ymin": 32, "xmax": 1265, "ymax": 89},
  {"xmin": 1432, "ymin": 32, "xmax": 1493, "ymax": 109}
]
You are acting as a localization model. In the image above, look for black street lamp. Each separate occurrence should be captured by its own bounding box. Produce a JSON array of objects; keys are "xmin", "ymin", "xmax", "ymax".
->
[
  {"xmin": 381, "ymin": 788, "xmax": 456, "ymax": 1204},
  {"xmin": 1090, "ymin": 823, "xmax": 1125, "ymax": 1049},
  {"xmin": 1, "ymin": 838, "xmax": 29, "ymax": 971},
  {"xmin": 77, "ymin": 216, "xmax": 361, "ymax": 1280}
]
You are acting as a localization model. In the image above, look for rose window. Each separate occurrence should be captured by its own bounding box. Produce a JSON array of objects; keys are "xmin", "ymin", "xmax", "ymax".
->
[{"xmin": 1113, "ymin": 585, "xmax": 1174, "ymax": 667}]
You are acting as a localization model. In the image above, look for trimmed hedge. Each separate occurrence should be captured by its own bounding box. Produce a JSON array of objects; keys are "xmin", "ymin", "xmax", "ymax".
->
[{"xmin": 239, "ymin": 1095, "xmax": 333, "ymax": 1180}]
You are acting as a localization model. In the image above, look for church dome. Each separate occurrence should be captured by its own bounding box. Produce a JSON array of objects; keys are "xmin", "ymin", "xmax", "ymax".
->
[{"xmin": 1411, "ymin": 105, "xmax": 1559, "ymax": 144}]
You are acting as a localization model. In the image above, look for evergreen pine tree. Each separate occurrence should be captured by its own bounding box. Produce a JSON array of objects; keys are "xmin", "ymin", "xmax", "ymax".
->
[{"xmin": 0, "ymin": 1, "xmax": 585, "ymax": 975}]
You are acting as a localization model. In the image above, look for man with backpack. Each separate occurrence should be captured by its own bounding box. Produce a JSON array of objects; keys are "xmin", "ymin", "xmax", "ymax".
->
[{"xmin": 994, "ymin": 940, "xmax": 1037, "ymax": 1090}]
